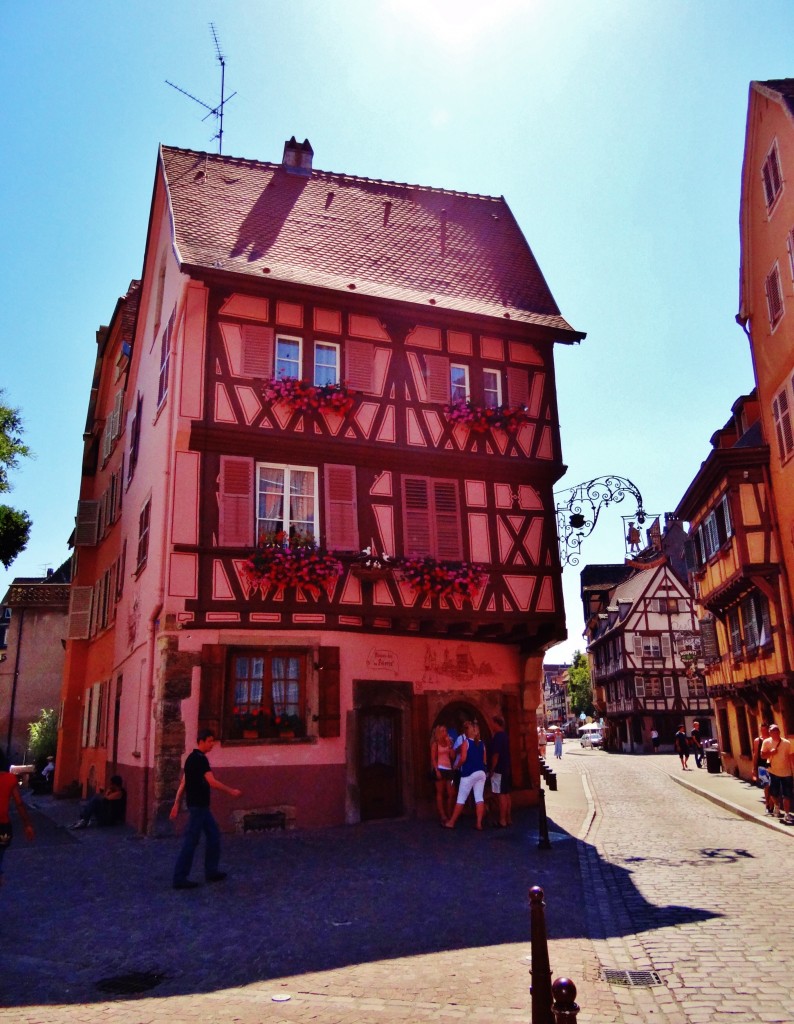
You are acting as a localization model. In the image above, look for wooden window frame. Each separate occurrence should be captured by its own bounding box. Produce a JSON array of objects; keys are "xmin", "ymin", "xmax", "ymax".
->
[
  {"xmin": 762, "ymin": 141, "xmax": 783, "ymax": 210},
  {"xmin": 450, "ymin": 362, "xmax": 470, "ymax": 403},
  {"xmin": 765, "ymin": 262, "xmax": 784, "ymax": 328},
  {"xmin": 314, "ymin": 341, "xmax": 340, "ymax": 387},
  {"xmin": 483, "ymin": 368, "xmax": 502, "ymax": 409},
  {"xmin": 772, "ymin": 383, "xmax": 794, "ymax": 464},
  {"xmin": 275, "ymin": 334, "xmax": 302, "ymax": 381},
  {"xmin": 256, "ymin": 463, "xmax": 319, "ymax": 544},
  {"xmin": 224, "ymin": 648, "xmax": 309, "ymax": 743},
  {"xmin": 136, "ymin": 497, "xmax": 152, "ymax": 573}
]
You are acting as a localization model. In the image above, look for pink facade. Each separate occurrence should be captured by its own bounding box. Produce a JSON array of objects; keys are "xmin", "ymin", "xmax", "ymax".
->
[{"xmin": 58, "ymin": 139, "xmax": 583, "ymax": 832}]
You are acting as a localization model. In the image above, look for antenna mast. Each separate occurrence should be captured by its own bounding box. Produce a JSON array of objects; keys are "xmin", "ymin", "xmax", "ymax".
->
[{"xmin": 165, "ymin": 23, "xmax": 236, "ymax": 154}]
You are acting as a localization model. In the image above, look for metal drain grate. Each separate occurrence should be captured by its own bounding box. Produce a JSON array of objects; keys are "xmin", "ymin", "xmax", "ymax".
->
[
  {"xmin": 95, "ymin": 971, "xmax": 165, "ymax": 995},
  {"xmin": 603, "ymin": 969, "xmax": 662, "ymax": 987}
]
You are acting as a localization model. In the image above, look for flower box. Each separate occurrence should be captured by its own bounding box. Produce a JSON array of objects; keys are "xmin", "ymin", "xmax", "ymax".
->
[
  {"xmin": 244, "ymin": 532, "xmax": 343, "ymax": 597},
  {"xmin": 444, "ymin": 398, "xmax": 531, "ymax": 434},
  {"xmin": 263, "ymin": 377, "xmax": 356, "ymax": 416}
]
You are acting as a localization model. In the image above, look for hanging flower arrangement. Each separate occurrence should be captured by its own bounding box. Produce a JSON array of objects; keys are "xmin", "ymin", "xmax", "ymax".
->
[
  {"xmin": 397, "ymin": 556, "xmax": 486, "ymax": 600},
  {"xmin": 444, "ymin": 398, "xmax": 532, "ymax": 434},
  {"xmin": 263, "ymin": 377, "xmax": 356, "ymax": 416},
  {"xmin": 244, "ymin": 532, "xmax": 343, "ymax": 597}
]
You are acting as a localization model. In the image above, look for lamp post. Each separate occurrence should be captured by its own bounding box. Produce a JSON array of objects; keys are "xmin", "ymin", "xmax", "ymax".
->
[{"xmin": 554, "ymin": 475, "xmax": 646, "ymax": 568}]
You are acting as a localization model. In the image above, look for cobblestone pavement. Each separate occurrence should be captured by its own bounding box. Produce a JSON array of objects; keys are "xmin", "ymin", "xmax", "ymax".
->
[{"xmin": 1, "ymin": 749, "xmax": 792, "ymax": 1023}]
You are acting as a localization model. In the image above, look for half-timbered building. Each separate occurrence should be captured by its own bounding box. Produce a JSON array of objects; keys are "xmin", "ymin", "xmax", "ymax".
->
[
  {"xmin": 582, "ymin": 529, "xmax": 710, "ymax": 753},
  {"xmin": 675, "ymin": 391, "xmax": 793, "ymax": 776},
  {"xmin": 57, "ymin": 138, "xmax": 584, "ymax": 832}
]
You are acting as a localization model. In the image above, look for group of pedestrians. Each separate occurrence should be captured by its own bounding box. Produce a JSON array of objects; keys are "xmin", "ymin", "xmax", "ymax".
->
[
  {"xmin": 752, "ymin": 721, "xmax": 793, "ymax": 824},
  {"xmin": 430, "ymin": 715, "xmax": 513, "ymax": 830},
  {"xmin": 673, "ymin": 720, "xmax": 705, "ymax": 770}
]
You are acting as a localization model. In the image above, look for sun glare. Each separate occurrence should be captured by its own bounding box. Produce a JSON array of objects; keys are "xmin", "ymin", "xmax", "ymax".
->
[{"xmin": 384, "ymin": 0, "xmax": 527, "ymax": 50}]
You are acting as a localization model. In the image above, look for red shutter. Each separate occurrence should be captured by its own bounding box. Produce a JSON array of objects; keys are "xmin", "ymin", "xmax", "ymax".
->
[
  {"xmin": 199, "ymin": 644, "xmax": 225, "ymax": 739},
  {"xmin": 75, "ymin": 500, "xmax": 100, "ymax": 546},
  {"xmin": 317, "ymin": 646, "xmax": 341, "ymax": 738},
  {"xmin": 425, "ymin": 354, "xmax": 451, "ymax": 404},
  {"xmin": 67, "ymin": 587, "xmax": 94, "ymax": 640},
  {"xmin": 345, "ymin": 340, "xmax": 374, "ymax": 391},
  {"xmin": 433, "ymin": 480, "xmax": 463, "ymax": 560},
  {"xmin": 219, "ymin": 456, "xmax": 254, "ymax": 547},
  {"xmin": 323, "ymin": 464, "xmax": 359, "ymax": 552},
  {"xmin": 241, "ymin": 325, "xmax": 274, "ymax": 378},
  {"xmin": 506, "ymin": 367, "xmax": 529, "ymax": 408},
  {"xmin": 403, "ymin": 477, "xmax": 433, "ymax": 556}
]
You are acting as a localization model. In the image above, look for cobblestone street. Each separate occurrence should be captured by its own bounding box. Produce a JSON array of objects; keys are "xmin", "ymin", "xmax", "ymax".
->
[{"xmin": 1, "ymin": 748, "xmax": 792, "ymax": 1023}]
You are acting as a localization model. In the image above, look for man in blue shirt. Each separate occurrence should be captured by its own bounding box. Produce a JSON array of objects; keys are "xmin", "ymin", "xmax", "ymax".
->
[
  {"xmin": 489, "ymin": 714, "xmax": 513, "ymax": 827},
  {"xmin": 170, "ymin": 729, "xmax": 242, "ymax": 889}
]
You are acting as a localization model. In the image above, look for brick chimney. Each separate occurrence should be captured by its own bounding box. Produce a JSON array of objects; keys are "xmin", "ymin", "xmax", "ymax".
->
[{"xmin": 282, "ymin": 137, "xmax": 314, "ymax": 176}]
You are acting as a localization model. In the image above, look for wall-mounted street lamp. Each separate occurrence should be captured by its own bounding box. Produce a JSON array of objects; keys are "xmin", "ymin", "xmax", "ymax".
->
[{"xmin": 554, "ymin": 475, "xmax": 646, "ymax": 567}]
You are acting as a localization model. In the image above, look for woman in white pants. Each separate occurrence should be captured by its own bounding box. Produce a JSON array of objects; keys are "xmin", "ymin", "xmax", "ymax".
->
[{"xmin": 444, "ymin": 721, "xmax": 487, "ymax": 830}]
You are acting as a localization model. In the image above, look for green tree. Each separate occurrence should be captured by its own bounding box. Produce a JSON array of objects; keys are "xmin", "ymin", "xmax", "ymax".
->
[
  {"xmin": 567, "ymin": 650, "xmax": 594, "ymax": 718},
  {"xmin": 27, "ymin": 708, "xmax": 58, "ymax": 764},
  {"xmin": 0, "ymin": 390, "xmax": 33, "ymax": 568}
]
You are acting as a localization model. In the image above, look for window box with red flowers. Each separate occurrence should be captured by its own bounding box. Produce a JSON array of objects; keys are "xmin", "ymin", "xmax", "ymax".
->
[
  {"xmin": 244, "ymin": 532, "xmax": 343, "ymax": 597},
  {"xmin": 444, "ymin": 398, "xmax": 532, "ymax": 435},
  {"xmin": 396, "ymin": 556, "xmax": 486, "ymax": 601},
  {"xmin": 263, "ymin": 377, "xmax": 356, "ymax": 416}
]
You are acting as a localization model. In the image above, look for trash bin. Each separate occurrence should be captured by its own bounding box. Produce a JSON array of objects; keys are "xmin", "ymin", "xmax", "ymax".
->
[{"xmin": 705, "ymin": 748, "xmax": 721, "ymax": 774}]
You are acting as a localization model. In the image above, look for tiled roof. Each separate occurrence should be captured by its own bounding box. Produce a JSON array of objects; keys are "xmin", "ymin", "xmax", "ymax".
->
[
  {"xmin": 160, "ymin": 146, "xmax": 583, "ymax": 336},
  {"xmin": 756, "ymin": 79, "xmax": 794, "ymax": 118}
]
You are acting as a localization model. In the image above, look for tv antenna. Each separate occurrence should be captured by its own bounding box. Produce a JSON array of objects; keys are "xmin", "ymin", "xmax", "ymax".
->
[{"xmin": 166, "ymin": 23, "xmax": 236, "ymax": 154}]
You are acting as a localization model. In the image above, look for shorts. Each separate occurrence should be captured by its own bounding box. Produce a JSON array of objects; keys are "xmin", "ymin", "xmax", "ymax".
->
[
  {"xmin": 434, "ymin": 768, "xmax": 454, "ymax": 782},
  {"xmin": 490, "ymin": 771, "xmax": 512, "ymax": 795},
  {"xmin": 768, "ymin": 773, "xmax": 793, "ymax": 801},
  {"xmin": 456, "ymin": 770, "xmax": 486, "ymax": 805}
]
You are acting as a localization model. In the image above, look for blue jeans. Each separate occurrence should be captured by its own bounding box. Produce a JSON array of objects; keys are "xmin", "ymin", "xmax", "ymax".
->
[{"xmin": 173, "ymin": 806, "xmax": 221, "ymax": 884}]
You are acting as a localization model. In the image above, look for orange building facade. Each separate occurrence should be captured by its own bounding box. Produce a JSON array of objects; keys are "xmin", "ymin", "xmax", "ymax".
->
[
  {"xmin": 57, "ymin": 138, "xmax": 584, "ymax": 833},
  {"xmin": 675, "ymin": 393, "xmax": 792, "ymax": 776}
]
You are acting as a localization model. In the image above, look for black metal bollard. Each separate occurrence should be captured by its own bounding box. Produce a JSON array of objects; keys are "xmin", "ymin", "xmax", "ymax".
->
[
  {"xmin": 538, "ymin": 786, "xmax": 551, "ymax": 849},
  {"xmin": 551, "ymin": 978, "xmax": 580, "ymax": 1023},
  {"xmin": 529, "ymin": 886, "xmax": 553, "ymax": 1024}
]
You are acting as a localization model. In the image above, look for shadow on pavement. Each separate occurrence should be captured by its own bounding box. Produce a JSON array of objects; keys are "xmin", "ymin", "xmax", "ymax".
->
[{"xmin": 0, "ymin": 802, "xmax": 717, "ymax": 1006}]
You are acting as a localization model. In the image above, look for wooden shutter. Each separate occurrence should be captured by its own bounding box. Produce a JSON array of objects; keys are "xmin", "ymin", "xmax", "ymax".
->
[
  {"xmin": 634, "ymin": 675, "xmax": 646, "ymax": 698},
  {"xmin": 323, "ymin": 464, "xmax": 359, "ymax": 551},
  {"xmin": 772, "ymin": 389, "xmax": 794, "ymax": 459},
  {"xmin": 199, "ymin": 644, "xmax": 225, "ymax": 739},
  {"xmin": 345, "ymin": 340, "xmax": 374, "ymax": 391},
  {"xmin": 218, "ymin": 456, "xmax": 254, "ymax": 547},
  {"xmin": 661, "ymin": 634, "xmax": 672, "ymax": 659},
  {"xmin": 633, "ymin": 635, "xmax": 643, "ymax": 658},
  {"xmin": 403, "ymin": 477, "xmax": 433, "ymax": 556},
  {"xmin": 74, "ymin": 500, "xmax": 100, "ymax": 546},
  {"xmin": 506, "ymin": 366, "xmax": 529, "ymax": 408},
  {"xmin": 67, "ymin": 586, "xmax": 94, "ymax": 640},
  {"xmin": 112, "ymin": 390, "xmax": 125, "ymax": 440},
  {"xmin": 433, "ymin": 480, "xmax": 463, "ymax": 560},
  {"xmin": 317, "ymin": 646, "xmax": 341, "ymax": 738},
  {"xmin": 241, "ymin": 325, "xmax": 274, "ymax": 378},
  {"xmin": 766, "ymin": 267, "xmax": 784, "ymax": 324},
  {"xmin": 425, "ymin": 354, "xmax": 450, "ymax": 404},
  {"xmin": 663, "ymin": 676, "xmax": 674, "ymax": 697}
]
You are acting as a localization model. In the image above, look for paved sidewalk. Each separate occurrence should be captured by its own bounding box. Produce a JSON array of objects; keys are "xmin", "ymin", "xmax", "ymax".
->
[{"xmin": 643, "ymin": 751, "xmax": 794, "ymax": 837}]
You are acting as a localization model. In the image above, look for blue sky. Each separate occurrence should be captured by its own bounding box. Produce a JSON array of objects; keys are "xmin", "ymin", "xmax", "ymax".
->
[{"xmin": 2, "ymin": 1, "xmax": 792, "ymax": 662}]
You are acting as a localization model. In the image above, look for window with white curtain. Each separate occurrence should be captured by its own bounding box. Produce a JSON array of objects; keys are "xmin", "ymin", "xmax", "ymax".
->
[{"xmin": 256, "ymin": 463, "xmax": 318, "ymax": 543}]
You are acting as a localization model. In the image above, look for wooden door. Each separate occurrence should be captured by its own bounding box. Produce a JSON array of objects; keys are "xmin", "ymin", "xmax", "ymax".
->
[{"xmin": 358, "ymin": 706, "xmax": 402, "ymax": 821}]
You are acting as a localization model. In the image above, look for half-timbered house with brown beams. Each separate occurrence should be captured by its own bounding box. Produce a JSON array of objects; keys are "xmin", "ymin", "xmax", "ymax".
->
[
  {"xmin": 57, "ymin": 137, "xmax": 584, "ymax": 832},
  {"xmin": 675, "ymin": 391, "xmax": 793, "ymax": 777},
  {"xmin": 582, "ymin": 522, "xmax": 710, "ymax": 753}
]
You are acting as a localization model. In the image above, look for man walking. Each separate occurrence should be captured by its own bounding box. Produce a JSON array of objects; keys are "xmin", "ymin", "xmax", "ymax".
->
[
  {"xmin": 690, "ymin": 720, "xmax": 704, "ymax": 769},
  {"xmin": 674, "ymin": 724, "xmax": 691, "ymax": 770},
  {"xmin": 760, "ymin": 723, "xmax": 794, "ymax": 824},
  {"xmin": 170, "ymin": 729, "xmax": 242, "ymax": 889}
]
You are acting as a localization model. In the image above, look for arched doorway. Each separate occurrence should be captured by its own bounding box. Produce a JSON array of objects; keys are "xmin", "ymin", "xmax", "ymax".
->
[
  {"xmin": 358, "ymin": 705, "xmax": 402, "ymax": 821},
  {"xmin": 431, "ymin": 700, "xmax": 493, "ymax": 747}
]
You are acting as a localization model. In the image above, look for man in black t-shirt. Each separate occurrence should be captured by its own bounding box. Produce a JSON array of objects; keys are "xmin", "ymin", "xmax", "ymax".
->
[
  {"xmin": 690, "ymin": 721, "xmax": 704, "ymax": 769},
  {"xmin": 490, "ymin": 715, "xmax": 513, "ymax": 827},
  {"xmin": 170, "ymin": 730, "xmax": 242, "ymax": 889}
]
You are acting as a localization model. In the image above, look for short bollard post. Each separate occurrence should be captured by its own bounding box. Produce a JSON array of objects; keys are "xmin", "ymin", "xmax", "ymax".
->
[
  {"xmin": 529, "ymin": 886, "xmax": 553, "ymax": 1024},
  {"xmin": 551, "ymin": 977, "xmax": 580, "ymax": 1023},
  {"xmin": 538, "ymin": 786, "xmax": 551, "ymax": 850}
]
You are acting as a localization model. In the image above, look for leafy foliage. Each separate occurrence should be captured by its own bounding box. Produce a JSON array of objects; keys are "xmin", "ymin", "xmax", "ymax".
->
[
  {"xmin": 27, "ymin": 708, "xmax": 58, "ymax": 763},
  {"xmin": 0, "ymin": 505, "xmax": 32, "ymax": 568},
  {"xmin": 0, "ymin": 391, "xmax": 33, "ymax": 568},
  {"xmin": 567, "ymin": 650, "xmax": 594, "ymax": 718}
]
